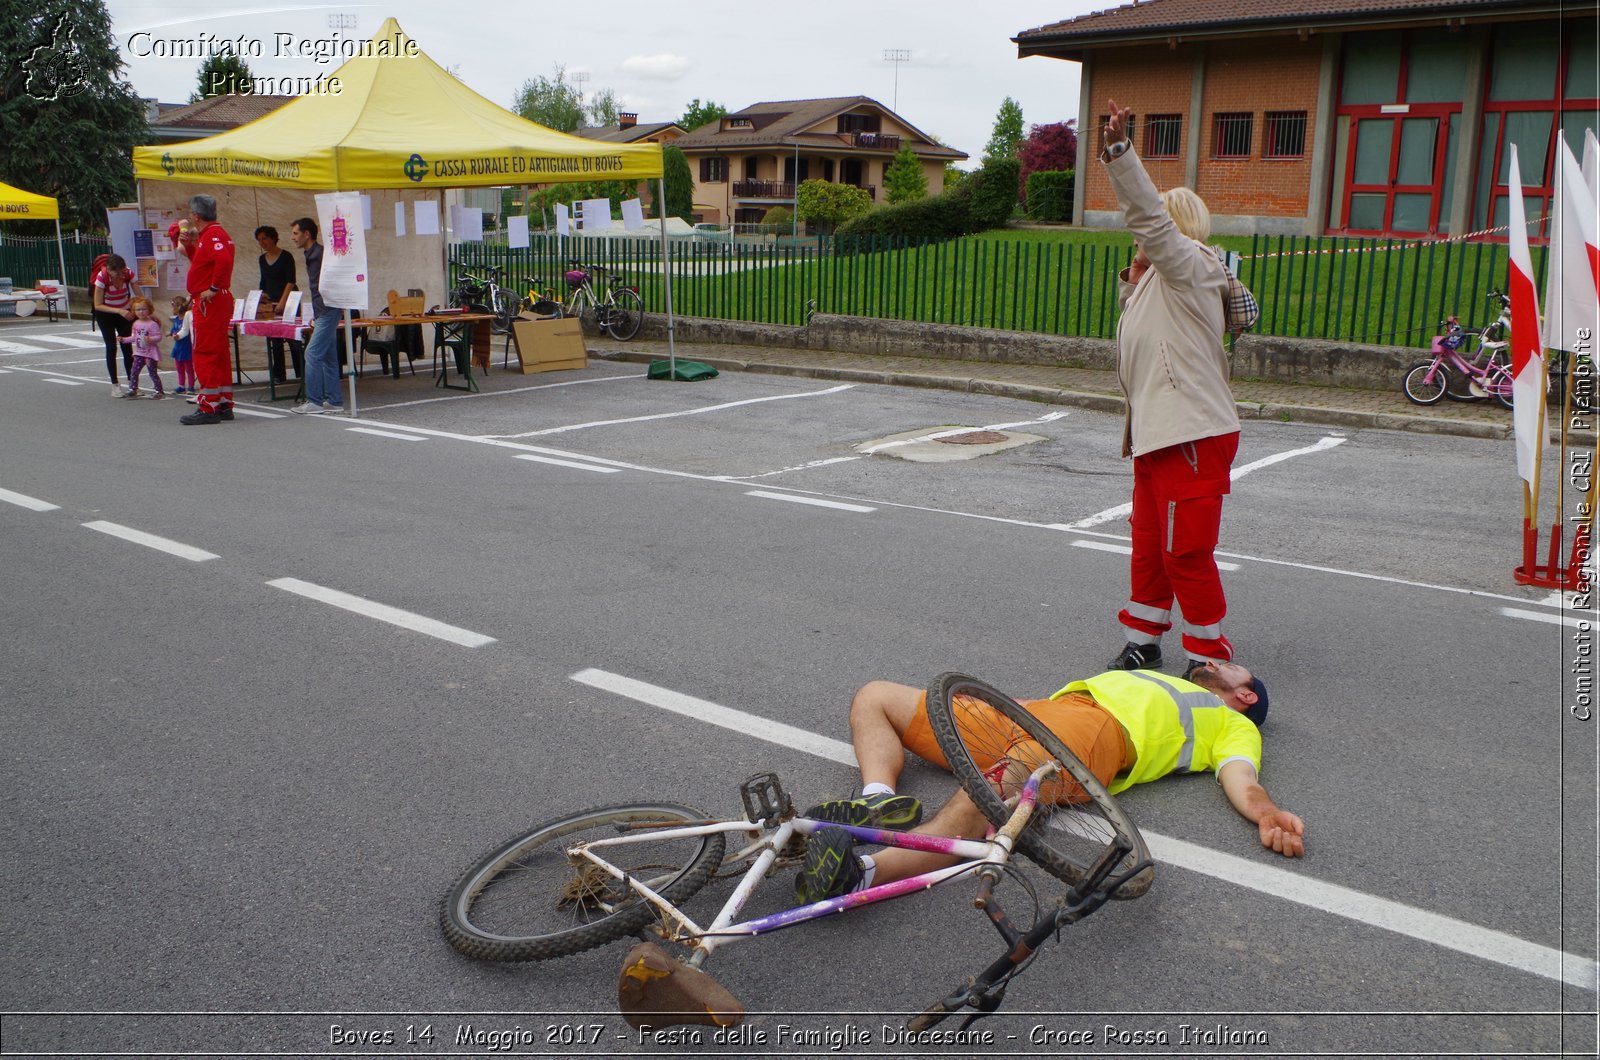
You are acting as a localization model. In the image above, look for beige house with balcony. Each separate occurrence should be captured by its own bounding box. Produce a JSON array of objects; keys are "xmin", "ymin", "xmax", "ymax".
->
[{"xmin": 674, "ymin": 96, "xmax": 967, "ymax": 224}]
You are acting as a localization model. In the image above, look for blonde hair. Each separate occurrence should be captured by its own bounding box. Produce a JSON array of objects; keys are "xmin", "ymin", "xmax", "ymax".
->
[{"xmin": 1161, "ymin": 186, "xmax": 1211, "ymax": 242}]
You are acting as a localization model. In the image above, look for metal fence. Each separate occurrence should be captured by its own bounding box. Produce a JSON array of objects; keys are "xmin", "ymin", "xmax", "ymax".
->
[
  {"xmin": 450, "ymin": 232, "xmax": 1545, "ymax": 350},
  {"xmin": 0, "ymin": 233, "xmax": 110, "ymax": 288}
]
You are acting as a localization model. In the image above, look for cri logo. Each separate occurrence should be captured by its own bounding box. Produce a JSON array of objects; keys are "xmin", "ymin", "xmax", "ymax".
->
[
  {"xmin": 161, "ymin": 152, "xmax": 175, "ymax": 176},
  {"xmin": 403, "ymin": 153, "xmax": 428, "ymax": 182}
]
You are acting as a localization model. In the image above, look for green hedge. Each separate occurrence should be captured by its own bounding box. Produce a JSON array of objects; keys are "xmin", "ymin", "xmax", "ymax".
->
[{"xmin": 1025, "ymin": 170, "xmax": 1074, "ymax": 222}]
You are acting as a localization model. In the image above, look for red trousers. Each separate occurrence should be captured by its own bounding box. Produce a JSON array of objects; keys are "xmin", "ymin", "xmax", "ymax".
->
[
  {"xmin": 1118, "ymin": 432, "xmax": 1239, "ymax": 662},
  {"xmin": 192, "ymin": 293, "xmax": 234, "ymax": 414}
]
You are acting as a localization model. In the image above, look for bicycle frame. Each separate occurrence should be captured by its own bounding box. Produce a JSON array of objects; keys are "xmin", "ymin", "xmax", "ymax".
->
[{"xmin": 574, "ymin": 766, "xmax": 1056, "ymax": 970}]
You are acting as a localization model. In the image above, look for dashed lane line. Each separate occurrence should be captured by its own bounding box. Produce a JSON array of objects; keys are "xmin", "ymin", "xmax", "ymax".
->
[
  {"xmin": 1072, "ymin": 539, "xmax": 1242, "ymax": 571},
  {"xmin": 490, "ymin": 383, "xmax": 857, "ymax": 439},
  {"xmin": 0, "ymin": 488, "xmax": 60, "ymax": 512},
  {"xmin": 1499, "ymin": 606, "xmax": 1592, "ymax": 629},
  {"xmin": 571, "ymin": 667, "xmax": 1598, "ymax": 993},
  {"xmin": 229, "ymin": 405, "xmax": 287, "ymax": 419},
  {"xmin": 267, "ymin": 577, "xmax": 496, "ymax": 647},
  {"xmin": 43, "ymin": 378, "xmax": 84, "ymax": 387},
  {"xmin": 514, "ymin": 453, "xmax": 621, "ymax": 473},
  {"xmin": 23, "ymin": 334, "xmax": 103, "ymax": 349},
  {"xmin": 81, "ymin": 520, "xmax": 220, "ymax": 562},
  {"xmin": 744, "ymin": 489, "xmax": 875, "ymax": 513},
  {"xmin": 346, "ymin": 426, "xmax": 426, "ymax": 441}
]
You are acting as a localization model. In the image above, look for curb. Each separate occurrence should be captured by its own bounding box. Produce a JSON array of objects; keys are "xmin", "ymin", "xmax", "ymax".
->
[{"xmin": 590, "ymin": 348, "xmax": 1586, "ymax": 444}]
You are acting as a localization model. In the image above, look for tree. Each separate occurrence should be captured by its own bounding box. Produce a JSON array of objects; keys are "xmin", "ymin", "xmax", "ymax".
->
[
  {"xmin": 512, "ymin": 65, "xmax": 585, "ymax": 132},
  {"xmin": 1019, "ymin": 120, "xmax": 1077, "ymax": 185},
  {"xmin": 657, "ymin": 145, "xmax": 694, "ymax": 221},
  {"xmin": 882, "ymin": 143, "xmax": 928, "ymax": 204},
  {"xmin": 982, "ymin": 96, "xmax": 1025, "ymax": 165},
  {"xmin": 795, "ymin": 179, "xmax": 871, "ymax": 233},
  {"xmin": 680, "ymin": 99, "xmax": 728, "ymax": 132},
  {"xmin": 0, "ymin": 1, "xmax": 147, "ymax": 230},
  {"xmin": 190, "ymin": 53, "xmax": 253, "ymax": 101},
  {"xmin": 587, "ymin": 86, "xmax": 621, "ymax": 128}
]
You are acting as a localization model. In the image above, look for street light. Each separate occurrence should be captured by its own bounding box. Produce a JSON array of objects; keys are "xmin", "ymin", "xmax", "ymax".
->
[{"xmin": 883, "ymin": 48, "xmax": 911, "ymax": 111}]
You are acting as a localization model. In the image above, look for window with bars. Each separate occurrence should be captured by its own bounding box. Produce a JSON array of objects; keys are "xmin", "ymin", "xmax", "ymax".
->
[
  {"xmin": 1213, "ymin": 112, "xmax": 1253, "ymax": 158},
  {"xmin": 699, "ymin": 156, "xmax": 727, "ymax": 183},
  {"xmin": 1143, "ymin": 114, "xmax": 1182, "ymax": 158},
  {"xmin": 1265, "ymin": 111, "xmax": 1307, "ymax": 158},
  {"xmin": 1097, "ymin": 113, "xmax": 1138, "ymax": 150}
]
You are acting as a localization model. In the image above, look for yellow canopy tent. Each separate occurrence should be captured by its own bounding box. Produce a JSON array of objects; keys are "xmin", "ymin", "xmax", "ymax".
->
[
  {"xmin": 0, "ymin": 180, "xmax": 71, "ymax": 319},
  {"xmin": 132, "ymin": 18, "xmax": 680, "ymax": 410}
]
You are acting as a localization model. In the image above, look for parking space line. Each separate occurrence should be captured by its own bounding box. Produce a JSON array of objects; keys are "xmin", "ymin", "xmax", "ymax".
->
[
  {"xmin": 347, "ymin": 426, "xmax": 427, "ymax": 441},
  {"xmin": 0, "ymin": 340, "xmax": 48, "ymax": 354},
  {"xmin": 573, "ymin": 666, "xmax": 1599, "ymax": 992},
  {"xmin": 267, "ymin": 577, "xmax": 496, "ymax": 647},
  {"xmin": 25, "ymin": 334, "xmax": 102, "ymax": 348},
  {"xmin": 493, "ymin": 383, "xmax": 856, "ymax": 439},
  {"xmin": 44, "ymin": 378, "xmax": 84, "ymax": 386},
  {"xmin": 0, "ymin": 487, "xmax": 59, "ymax": 512},
  {"xmin": 745, "ymin": 489, "xmax": 875, "ymax": 513},
  {"xmin": 514, "ymin": 454, "xmax": 620, "ymax": 473},
  {"xmin": 230, "ymin": 406, "xmax": 287, "ymax": 419},
  {"xmin": 1072, "ymin": 539, "xmax": 1241, "ymax": 571},
  {"xmin": 82, "ymin": 520, "xmax": 219, "ymax": 562},
  {"xmin": 1499, "ymin": 606, "xmax": 1590, "ymax": 629}
]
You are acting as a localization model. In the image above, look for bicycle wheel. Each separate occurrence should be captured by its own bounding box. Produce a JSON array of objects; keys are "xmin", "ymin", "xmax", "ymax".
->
[
  {"xmin": 1402, "ymin": 362, "xmax": 1450, "ymax": 405},
  {"xmin": 925, "ymin": 673, "xmax": 1153, "ymax": 899},
  {"xmin": 1485, "ymin": 354, "xmax": 1515, "ymax": 410},
  {"xmin": 490, "ymin": 288, "xmax": 517, "ymax": 334},
  {"xmin": 604, "ymin": 288, "xmax": 644, "ymax": 341},
  {"xmin": 441, "ymin": 804, "xmax": 725, "ymax": 962}
]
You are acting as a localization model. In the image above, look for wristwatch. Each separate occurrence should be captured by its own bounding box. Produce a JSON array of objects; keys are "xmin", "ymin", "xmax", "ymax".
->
[{"xmin": 1101, "ymin": 141, "xmax": 1130, "ymax": 162}]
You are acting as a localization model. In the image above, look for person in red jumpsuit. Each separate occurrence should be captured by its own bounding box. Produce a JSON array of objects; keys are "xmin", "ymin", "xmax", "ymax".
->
[{"xmin": 172, "ymin": 195, "xmax": 236, "ymax": 425}]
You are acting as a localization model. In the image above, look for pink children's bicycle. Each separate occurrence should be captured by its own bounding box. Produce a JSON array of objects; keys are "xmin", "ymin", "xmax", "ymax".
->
[{"xmin": 1402, "ymin": 289, "xmax": 1515, "ymax": 409}]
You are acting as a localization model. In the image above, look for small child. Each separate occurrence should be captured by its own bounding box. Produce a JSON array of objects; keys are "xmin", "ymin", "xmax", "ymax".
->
[
  {"xmin": 169, "ymin": 295, "xmax": 195, "ymax": 394},
  {"xmin": 119, "ymin": 298, "xmax": 166, "ymax": 398}
]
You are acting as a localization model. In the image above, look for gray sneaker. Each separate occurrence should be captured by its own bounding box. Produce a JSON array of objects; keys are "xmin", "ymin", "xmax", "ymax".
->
[
  {"xmin": 320, "ymin": 405, "xmax": 344, "ymax": 416},
  {"xmin": 290, "ymin": 401, "xmax": 325, "ymax": 415}
]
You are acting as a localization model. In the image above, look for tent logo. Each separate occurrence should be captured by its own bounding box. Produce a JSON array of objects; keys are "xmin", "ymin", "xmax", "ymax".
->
[
  {"xmin": 404, "ymin": 153, "xmax": 428, "ymax": 183},
  {"xmin": 161, "ymin": 153, "xmax": 175, "ymax": 177}
]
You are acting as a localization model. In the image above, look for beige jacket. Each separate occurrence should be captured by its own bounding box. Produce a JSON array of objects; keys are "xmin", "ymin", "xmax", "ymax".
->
[{"xmin": 1105, "ymin": 148, "xmax": 1240, "ymax": 459}]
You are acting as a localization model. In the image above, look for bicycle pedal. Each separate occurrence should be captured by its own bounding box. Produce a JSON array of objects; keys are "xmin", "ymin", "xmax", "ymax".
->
[{"xmin": 738, "ymin": 772, "xmax": 793, "ymax": 823}]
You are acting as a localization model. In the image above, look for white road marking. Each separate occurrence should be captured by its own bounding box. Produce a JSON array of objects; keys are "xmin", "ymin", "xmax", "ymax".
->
[
  {"xmin": 514, "ymin": 453, "xmax": 621, "ymax": 473},
  {"xmin": 739, "ymin": 456, "xmax": 861, "ymax": 480},
  {"xmin": 267, "ymin": 577, "xmax": 496, "ymax": 647},
  {"xmin": 1499, "ymin": 606, "xmax": 1592, "ymax": 629},
  {"xmin": 1065, "ymin": 436, "xmax": 1349, "ymax": 530},
  {"xmin": 491, "ymin": 383, "xmax": 856, "ymax": 439},
  {"xmin": 574, "ymin": 667, "xmax": 1599, "ymax": 993},
  {"xmin": 363, "ymin": 372, "xmax": 633, "ymax": 411},
  {"xmin": 24, "ymin": 334, "xmax": 102, "ymax": 349},
  {"xmin": 43, "ymin": 378, "xmax": 84, "ymax": 386},
  {"xmin": 229, "ymin": 405, "xmax": 286, "ymax": 419},
  {"xmin": 0, "ymin": 488, "xmax": 59, "ymax": 511},
  {"xmin": 1071, "ymin": 539, "xmax": 1241, "ymax": 571},
  {"xmin": 81, "ymin": 521, "xmax": 219, "ymax": 562},
  {"xmin": 0, "ymin": 368, "xmax": 10, "ymax": 374},
  {"xmin": 857, "ymin": 411, "xmax": 1069, "ymax": 455},
  {"xmin": 745, "ymin": 489, "xmax": 875, "ymax": 513},
  {"xmin": 347, "ymin": 426, "xmax": 426, "ymax": 441},
  {"xmin": 0, "ymin": 340, "xmax": 47, "ymax": 354}
]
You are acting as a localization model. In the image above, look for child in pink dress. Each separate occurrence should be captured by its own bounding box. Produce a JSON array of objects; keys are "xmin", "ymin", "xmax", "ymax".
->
[{"xmin": 119, "ymin": 298, "xmax": 166, "ymax": 398}]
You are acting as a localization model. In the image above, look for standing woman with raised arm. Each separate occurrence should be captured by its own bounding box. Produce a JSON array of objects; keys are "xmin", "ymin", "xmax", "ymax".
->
[{"xmin": 1098, "ymin": 100, "xmax": 1248, "ymax": 677}]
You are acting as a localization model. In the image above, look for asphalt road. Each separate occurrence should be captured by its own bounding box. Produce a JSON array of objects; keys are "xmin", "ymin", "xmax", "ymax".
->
[{"xmin": 1, "ymin": 317, "xmax": 1594, "ymax": 1058}]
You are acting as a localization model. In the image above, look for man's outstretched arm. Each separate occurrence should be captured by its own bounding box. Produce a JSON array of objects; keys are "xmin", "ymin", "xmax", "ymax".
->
[{"xmin": 1218, "ymin": 760, "xmax": 1306, "ymax": 858}]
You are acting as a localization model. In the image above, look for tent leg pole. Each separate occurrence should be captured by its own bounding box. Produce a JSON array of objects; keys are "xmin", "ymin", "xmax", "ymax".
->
[
  {"xmin": 55, "ymin": 218, "xmax": 70, "ymax": 320},
  {"xmin": 344, "ymin": 306, "xmax": 357, "ymax": 416},
  {"xmin": 657, "ymin": 178, "xmax": 675, "ymax": 375}
]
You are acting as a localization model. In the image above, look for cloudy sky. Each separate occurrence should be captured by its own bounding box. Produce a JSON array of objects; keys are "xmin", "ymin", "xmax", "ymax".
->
[{"xmin": 109, "ymin": 0, "xmax": 1107, "ymax": 163}]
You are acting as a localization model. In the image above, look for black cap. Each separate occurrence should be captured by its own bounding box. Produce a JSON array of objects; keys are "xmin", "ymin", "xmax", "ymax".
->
[{"xmin": 1243, "ymin": 677, "xmax": 1269, "ymax": 728}]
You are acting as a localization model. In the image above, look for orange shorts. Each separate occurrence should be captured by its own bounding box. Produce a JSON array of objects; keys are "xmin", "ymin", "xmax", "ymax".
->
[{"xmin": 902, "ymin": 691, "xmax": 1126, "ymax": 801}]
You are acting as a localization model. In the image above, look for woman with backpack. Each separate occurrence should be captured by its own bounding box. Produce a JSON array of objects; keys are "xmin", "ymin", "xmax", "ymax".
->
[{"xmin": 92, "ymin": 254, "xmax": 136, "ymax": 394}]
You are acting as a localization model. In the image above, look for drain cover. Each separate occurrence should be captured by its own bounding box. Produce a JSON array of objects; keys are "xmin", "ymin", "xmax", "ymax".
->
[{"xmin": 938, "ymin": 430, "xmax": 1010, "ymax": 445}]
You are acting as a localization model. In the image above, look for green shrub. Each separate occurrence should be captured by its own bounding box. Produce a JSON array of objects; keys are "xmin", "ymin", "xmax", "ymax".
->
[
  {"xmin": 761, "ymin": 205, "xmax": 794, "ymax": 235},
  {"xmin": 834, "ymin": 182, "xmax": 975, "ymax": 242},
  {"xmin": 967, "ymin": 159, "xmax": 1020, "ymax": 229},
  {"xmin": 1025, "ymin": 169, "xmax": 1074, "ymax": 222}
]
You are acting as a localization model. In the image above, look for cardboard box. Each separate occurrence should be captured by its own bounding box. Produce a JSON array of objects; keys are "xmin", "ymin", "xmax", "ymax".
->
[{"xmin": 511, "ymin": 316, "xmax": 587, "ymax": 374}]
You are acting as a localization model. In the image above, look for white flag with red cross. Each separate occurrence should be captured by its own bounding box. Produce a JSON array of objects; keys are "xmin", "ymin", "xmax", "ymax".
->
[
  {"xmin": 1507, "ymin": 144, "xmax": 1546, "ymax": 489},
  {"xmin": 1542, "ymin": 134, "xmax": 1600, "ymax": 356}
]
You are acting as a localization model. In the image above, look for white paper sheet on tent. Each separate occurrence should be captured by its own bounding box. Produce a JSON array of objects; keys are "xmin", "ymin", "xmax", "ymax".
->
[
  {"xmin": 621, "ymin": 198, "xmax": 645, "ymax": 229},
  {"xmin": 314, "ymin": 191, "xmax": 369, "ymax": 310},
  {"xmin": 580, "ymin": 198, "xmax": 612, "ymax": 230},
  {"xmin": 554, "ymin": 202, "xmax": 570, "ymax": 236},
  {"xmin": 360, "ymin": 194, "xmax": 373, "ymax": 230},
  {"xmin": 507, "ymin": 215, "xmax": 530, "ymax": 248},
  {"xmin": 394, "ymin": 202, "xmax": 407, "ymax": 237},
  {"xmin": 414, "ymin": 200, "xmax": 440, "ymax": 236},
  {"xmin": 448, "ymin": 203, "xmax": 462, "ymax": 236},
  {"xmin": 460, "ymin": 207, "xmax": 484, "ymax": 242}
]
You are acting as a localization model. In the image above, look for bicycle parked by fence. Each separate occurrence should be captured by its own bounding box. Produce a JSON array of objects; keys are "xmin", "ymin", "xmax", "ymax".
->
[
  {"xmin": 441, "ymin": 673, "xmax": 1152, "ymax": 1032},
  {"xmin": 448, "ymin": 262, "xmax": 518, "ymax": 335},
  {"xmin": 559, "ymin": 260, "xmax": 643, "ymax": 341},
  {"xmin": 1403, "ymin": 290, "xmax": 1516, "ymax": 409}
]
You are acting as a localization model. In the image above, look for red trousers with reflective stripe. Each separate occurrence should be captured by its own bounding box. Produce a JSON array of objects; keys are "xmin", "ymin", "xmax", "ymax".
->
[
  {"xmin": 192, "ymin": 294, "xmax": 234, "ymax": 414},
  {"xmin": 1118, "ymin": 432, "xmax": 1239, "ymax": 662}
]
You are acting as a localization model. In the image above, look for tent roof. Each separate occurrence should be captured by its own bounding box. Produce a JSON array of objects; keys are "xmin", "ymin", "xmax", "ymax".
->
[
  {"xmin": 0, "ymin": 180, "xmax": 59, "ymax": 220},
  {"xmin": 132, "ymin": 19, "xmax": 661, "ymax": 190}
]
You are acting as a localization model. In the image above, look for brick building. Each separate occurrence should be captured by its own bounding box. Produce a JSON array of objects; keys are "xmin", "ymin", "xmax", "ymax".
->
[{"xmin": 1016, "ymin": 0, "xmax": 1598, "ymax": 238}]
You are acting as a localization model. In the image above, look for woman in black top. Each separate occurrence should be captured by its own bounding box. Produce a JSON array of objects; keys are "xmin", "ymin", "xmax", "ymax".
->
[{"xmin": 255, "ymin": 225, "xmax": 303, "ymax": 382}]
